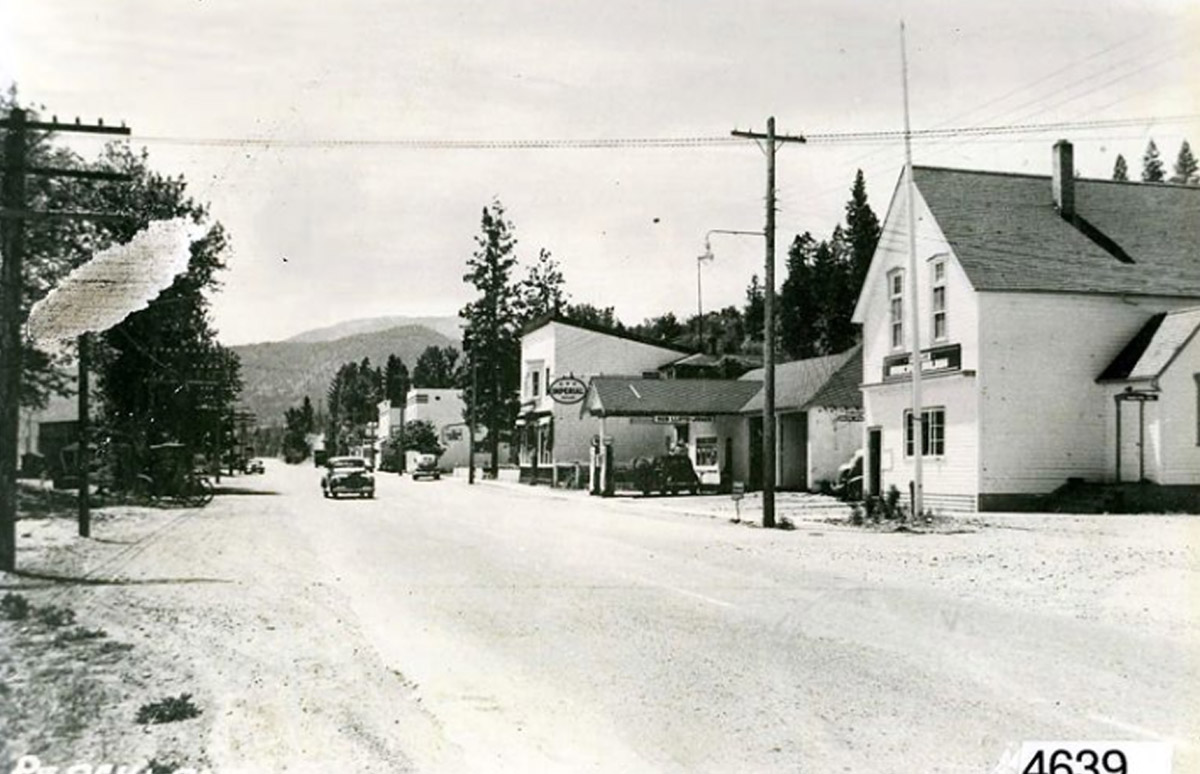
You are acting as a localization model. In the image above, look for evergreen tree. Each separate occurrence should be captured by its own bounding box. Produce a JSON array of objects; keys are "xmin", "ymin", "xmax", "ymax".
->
[
  {"xmin": 779, "ymin": 233, "xmax": 820, "ymax": 359},
  {"xmin": 282, "ymin": 396, "xmax": 315, "ymax": 463},
  {"xmin": 563, "ymin": 302, "xmax": 622, "ymax": 329},
  {"xmin": 843, "ymin": 169, "xmax": 882, "ymax": 292},
  {"xmin": 87, "ymin": 143, "xmax": 242, "ymax": 479},
  {"xmin": 1172, "ymin": 139, "xmax": 1198, "ymax": 185},
  {"xmin": 744, "ymin": 275, "xmax": 764, "ymax": 343},
  {"xmin": 460, "ymin": 200, "xmax": 522, "ymax": 476},
  {"xmin": 517, "ymin": 248, "xmax": 569, "ymax": 324},
  {"xmin": 1142, "ymin": 139, "xmax": 1165, "ymax": 182},
  {"xmin": 383, "ymin": 354, "xmax": 409, "ymax": 405},
  {"xmin": 402, "ymin": 420, "xmax": 445, "ymax": 456},
  {"xmin": 1112, "ymin": 154, "xmax": 1129, "ymax": 181},
  {"xmin": 412, "ymin": 346, "xmax": 460, "ymax": 388}
]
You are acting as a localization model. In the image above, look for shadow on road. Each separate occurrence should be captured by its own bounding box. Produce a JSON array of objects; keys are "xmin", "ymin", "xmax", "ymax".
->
[{"xmin": 1, "ymin": 569, "xmax": 233, "ymax": 590}]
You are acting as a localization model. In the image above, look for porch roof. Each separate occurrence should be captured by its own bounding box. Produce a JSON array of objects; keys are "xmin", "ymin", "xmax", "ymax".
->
[
  {"xmin": 584, "ymin": 377, "xmax": 763, "ymax": 417},
  {"xmin": 1098, "ymin": 307, "xmax": 1200, "ymax": 382},
  {"xmin": 739, "ymin": 346, "xmax": 862, "ymax": 413}
]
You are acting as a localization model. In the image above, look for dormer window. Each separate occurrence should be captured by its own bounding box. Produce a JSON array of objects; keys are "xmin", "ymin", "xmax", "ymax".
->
[
  {"xmin": 931, "ymin": 258, "xmax": 947, "ymax": 342},
  {"xmin": 888, "ymin": 269, "xmax": 904, "ymax": 349}
]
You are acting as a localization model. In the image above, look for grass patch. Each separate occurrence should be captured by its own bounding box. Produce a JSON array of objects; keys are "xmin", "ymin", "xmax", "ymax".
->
[{"xmin": 136, "ymin": 693, "xmax": 202, "ymax": 725}]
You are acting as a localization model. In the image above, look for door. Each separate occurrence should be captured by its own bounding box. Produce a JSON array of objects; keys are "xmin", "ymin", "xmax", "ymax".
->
[
  {"xmin": 748, "ymin": 417, "xmax": 763, "ymax": 492},
  {"xmin": 1116, "ymin": 398, "xmax": 1144, "ymax": 483},
  {"xmin": 868, "ymin": 427, "xmax": 882, "ymax": 497}
]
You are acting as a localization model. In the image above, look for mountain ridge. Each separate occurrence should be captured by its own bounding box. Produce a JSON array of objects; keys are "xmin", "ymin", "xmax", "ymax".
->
[{"xmin": 232, "ymin": 323, "xmax": 459, "ymax": 425}]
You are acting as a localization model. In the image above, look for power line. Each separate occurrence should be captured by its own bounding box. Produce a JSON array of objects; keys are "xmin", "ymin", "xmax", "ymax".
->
[{"xmin": 124, "ymin": 114, "xmax": 1200, "ymax": 151}]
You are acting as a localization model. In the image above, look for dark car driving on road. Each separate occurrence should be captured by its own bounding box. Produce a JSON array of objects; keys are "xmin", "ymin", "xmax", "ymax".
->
[{"xmin": 321, "ymin": 456, "xmax": 375, "ymax": 499}]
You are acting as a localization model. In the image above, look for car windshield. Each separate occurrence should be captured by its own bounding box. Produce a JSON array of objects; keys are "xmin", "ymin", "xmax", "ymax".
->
[{"xmin": 328, "ymin": 457, "xmax": 367, "ymax": 470}]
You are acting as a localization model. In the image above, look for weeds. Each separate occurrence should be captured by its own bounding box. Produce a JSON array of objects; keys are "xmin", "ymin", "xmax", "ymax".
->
[
  {"xmin": 34, "ymin": 604, "xmax": 77, "ymax": 628},
  {"xmin": 53, "ymin": 626, "xmax": 108, "ymax": 644},
  {"xmin": 0, "ymin": 592, "xmax": 30, "ymax": 620},
  {"xmin": 136, "ymin": 693, "xmax": 202, "ymax": 725}
]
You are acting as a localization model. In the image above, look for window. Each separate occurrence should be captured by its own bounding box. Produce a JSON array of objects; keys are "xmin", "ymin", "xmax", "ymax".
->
[
  {"xmin": 531, "ymin": 370, "xmax": 540, "ymax": 397},
  {"xmin": 931, "ymin": 258, "xmax": 947, "ymax": 341},
  {"xmin": 695, "ymin": 437, "xmax": 719, "ymax": 467},
  {"xmin": 888, "ymin": 270, "xmax": 904, "ymax": 349},
  {"xmin": 1195, "ymin": 375, "xmax": 1200, "ymax": 445},
  {"xmin": 905, "ymin": 407, "xmax": 945, "ymax": 457},
  {"xmin": 413, "ymin": 394, "xmax": 429, "ymax": 405}
]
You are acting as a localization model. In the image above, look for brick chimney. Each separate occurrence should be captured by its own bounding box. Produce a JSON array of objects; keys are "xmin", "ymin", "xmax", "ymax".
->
[{"xmin": 1052, "ymin": 139, "xmax": 1074, "ymax": 218}]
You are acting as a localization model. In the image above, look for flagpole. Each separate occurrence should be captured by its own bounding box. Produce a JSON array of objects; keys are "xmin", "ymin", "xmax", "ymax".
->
[{"xmin": 901, "ymin": 20, "xmax": 924, "ymax": 520}]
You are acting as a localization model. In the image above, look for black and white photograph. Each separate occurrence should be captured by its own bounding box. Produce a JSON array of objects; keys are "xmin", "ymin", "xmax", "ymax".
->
[{"xmin": 1, "ymin": 2, "xmax": 1197, "ymax": 772}]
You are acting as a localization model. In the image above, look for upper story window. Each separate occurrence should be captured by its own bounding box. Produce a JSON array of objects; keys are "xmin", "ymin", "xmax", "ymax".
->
[
  {"xmin": 413, "ymin": 394, "xmax": 429, "ymax": 405},
  {"xmin": 525, "ymin": 360, "xmax": 544, "ymax": 398},
  {"xmin": 930, "ymin": 258, "xmax": 947, "ymax": 342},
  {"xmin": 888, "ymin": 269, "xmax": 905, "ymax": 349},
  {"xmin": 531, "ymin": 370, "xmax": 541, "ymax": 397}
]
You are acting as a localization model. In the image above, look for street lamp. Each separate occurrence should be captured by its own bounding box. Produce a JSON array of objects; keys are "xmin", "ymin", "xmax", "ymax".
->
[{"xmin": 698, "ymin": 229, "xmax": 764, "ymax": 349}]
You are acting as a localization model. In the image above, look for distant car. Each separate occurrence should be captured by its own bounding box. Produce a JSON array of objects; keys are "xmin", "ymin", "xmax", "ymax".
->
[
  {"xmin": 411, "ymin": 453, "xmax": 441, "ymax": 481},
  {"xmin": 632, "ymin": 454, "xmax": 700, "ymax": 496},
  {"xmin": 322, "ymin": 456, "xmax": 375, "ymax": 499},
  {"xmin": 245, "ymin": 458, "xmax": 265, "ymax": 475}
]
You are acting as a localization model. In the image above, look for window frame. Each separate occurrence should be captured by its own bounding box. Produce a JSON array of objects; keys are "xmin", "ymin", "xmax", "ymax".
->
[
  {"xmin": 904, "ymin": 407, "xmax": 946, "ymax": 458},
  {"xmin": 888, "ymin": 269, "xmax": 905, "ymax": 350},
  {"xmin": 930, "ymin": 257, "xmax": 948, "ymax": 343}
]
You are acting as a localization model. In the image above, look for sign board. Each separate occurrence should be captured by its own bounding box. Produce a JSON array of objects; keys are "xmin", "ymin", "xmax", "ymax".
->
[
  {"xmin": 731, "ymin": 481, "xmax": 745, "ymax": 501},
  {"xmin": 548, "ymin": 375, "xmax": 587, "ymax": 404},
  {"xmin": 653, "ymin": 415, "xmax": 715, "ymax": 424},
  {"xmin": 833, "ymin": 408, "xmax": 865, "ymax": 423},
  {"xmin": 883, "ymin": 343, "xmax": 962, "ymax": 381}
]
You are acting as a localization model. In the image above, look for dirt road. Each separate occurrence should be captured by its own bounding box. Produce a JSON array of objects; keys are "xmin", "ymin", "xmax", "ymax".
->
[{"xmin": 3, "ymin": 462, "xmax": 1196, "ymax": 773}]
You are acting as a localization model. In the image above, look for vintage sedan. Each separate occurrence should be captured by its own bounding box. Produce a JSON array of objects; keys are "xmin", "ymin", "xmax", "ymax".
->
[{"xmin": 321, "ymin": 456, "xmax": 375, "ymax": 499}]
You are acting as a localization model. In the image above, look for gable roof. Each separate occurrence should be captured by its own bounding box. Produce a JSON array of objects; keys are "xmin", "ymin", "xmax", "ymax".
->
[
  {"xmin": 739, "ymin": 346, "xmax": 861, "ymax": 413},
  {"xmin": 585, "ymin": 377, "xmax": 762, "ymax": 417},
  {"xmin": 912, "ymin": 167, "xmax": 1200, "ymax": 297},
  {"xmin": 1098, "ymin": 308, "xmax": 1200, "ymax": 382},
  {"xmin": 521, "ymin": 313, "xmax": 694, "ymax": 354}
]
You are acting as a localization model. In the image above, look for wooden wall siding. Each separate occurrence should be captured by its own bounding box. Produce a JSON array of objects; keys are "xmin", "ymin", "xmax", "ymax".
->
[
  {"xmin": 977, "ymin": 292, "xmax": 1197, "ymax": 495},
  {"xmin": 858, "ymin": 184, "xmax": 981, "ymax": 381},
  {"xmin": 862, "ymin": 374, "xmax": 980, "ymax": 509},
  {"xmin": 1154, "ymin": 334, "xmax": 1200, "ymax": 484}
]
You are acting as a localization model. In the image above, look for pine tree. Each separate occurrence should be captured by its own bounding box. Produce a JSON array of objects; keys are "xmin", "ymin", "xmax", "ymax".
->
[
  {"xmin": 460, "ymin": 199, "xmax": 522, "ymax": 476},
  {"xmin": 412, "ymin": 346, "xmax": 460, "ymax": 388},
  {"xmin": 843, "ymin": 169, "xmax": 881, "ymax": 292},
  {"xmin": 383, "ymin": 354, "xmax": 409, "ymax": 405},
  {"xmin": 517, "ymin": 248, "xmax": 569, "ymax": 324},
  {"xmin": 744, "ymin": 275, "xmax": 765, "ymax": 343},
  {"xmin": 779, "ymin": 233, "xmax": 821, "ymax": 360},
  {"xmin": 1142, "ymin": 139, "xmax": 1165, "ymax": 182},
  {"xmin": 1112, "ymin": 154, "xmax": 1129, "ymax": 182},
  {"xmin": 1172, "ymin": 139, "xmax": 1198, "ymax": 185}
]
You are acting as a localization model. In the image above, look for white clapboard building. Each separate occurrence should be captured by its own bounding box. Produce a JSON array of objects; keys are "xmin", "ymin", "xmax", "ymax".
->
[{"xmin": 853, "ymin": 141, "xmax": 1200, "ymax": 512}]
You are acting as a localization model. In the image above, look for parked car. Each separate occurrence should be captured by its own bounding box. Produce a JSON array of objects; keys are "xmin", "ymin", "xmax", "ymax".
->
[
  {"xmin": 833, "ymin": 450, "xmax": 863, "ymax": 501},
  {"xmin": 245, "ymin": 458, "xmax": 265, "ymax": 475},
  {"xmin": 321, "ymin": 456, "xmax": 374, "ymax": 499},
  {"xmin": 632, "ymin": 454, "xmax": 700, "ymax": 496},
  {"xmin": 411, "ymin": 453, "xmax": 441, "ymax": 481}
]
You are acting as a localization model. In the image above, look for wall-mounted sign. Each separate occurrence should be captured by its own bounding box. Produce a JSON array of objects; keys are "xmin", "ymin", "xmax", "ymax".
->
[
  {"xmin": 833, "ymin": 408, "xmax": 865, "ymax": 423},
  {"xmin": 653, "ymin": 415, "xmax": 715, "ymax": 424},
  {"xmin": 548, "ymin": 375, "xmax": 588, "ymax": 404},
  {"xmin": 883, "ymin": 343, "xmax": 962, "ymax": 381}
]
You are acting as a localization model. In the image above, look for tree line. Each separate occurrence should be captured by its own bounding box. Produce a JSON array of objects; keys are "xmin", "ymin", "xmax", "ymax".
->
[
  {"xmin": 281, "ymin": 345, "xmax": 465, "ymax": 462},
  {"xmin": 1112, "ymin": 138, "xmax": 1197, "ymax": 184}
]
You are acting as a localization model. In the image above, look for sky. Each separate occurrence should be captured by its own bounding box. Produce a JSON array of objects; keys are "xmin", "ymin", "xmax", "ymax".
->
[{"xmin": 3, "ymin": 0, "xmax": 1197, "ymax": 345}]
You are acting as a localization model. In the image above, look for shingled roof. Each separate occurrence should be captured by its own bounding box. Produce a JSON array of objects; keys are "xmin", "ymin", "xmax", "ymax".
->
[
  {"xmin": 913, "ymin": 167, "xmax": 1200, "ymax": 297},
  {"xmin": 739, "ymin": 346, "xmax": 862, "ymax": 413},
  {"xmin": 585, "ymin": 377, "xmax": 762, "ymax": 417},
  {"xmin": 1098, "ymin": 308, "xmax": 1200, "ymax": 382}
]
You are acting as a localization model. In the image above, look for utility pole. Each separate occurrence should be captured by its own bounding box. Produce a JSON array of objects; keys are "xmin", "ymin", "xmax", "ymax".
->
[
  {"xmin": 732, "ymin": 117, "xmax": 806, "ymax": 529},
  {"xmin": 468, "ymin": 357, "xmax": 477, "ymax": 485},
  {"xmin": 0, "ymin": 108, "xmax": 131, "ymax": 571},
  {"xmin": 77, "ymin": 333, "xmax": 91, "ymax": 537}
]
